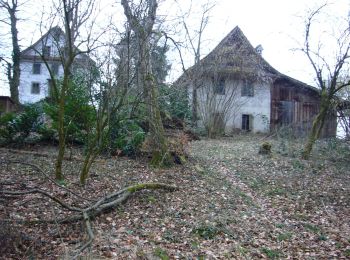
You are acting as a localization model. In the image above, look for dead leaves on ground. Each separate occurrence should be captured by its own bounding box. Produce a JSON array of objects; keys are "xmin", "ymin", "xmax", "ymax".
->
[{"xmin": 0, "ymin": 136, "xmax": 349, "ymax": 259}]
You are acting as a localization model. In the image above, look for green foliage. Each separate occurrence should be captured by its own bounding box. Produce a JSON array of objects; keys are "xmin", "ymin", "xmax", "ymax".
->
[
  {"xmin": 0, "ymin": 104, "xmax": 44, "ymax": 144},
  {"xmin": 261, "ymin": 248, "xmax": 281, "ymax": 259},
  {"xmin": 192, "ymin": 224, "xmax": 221, "ymax": 240},
  {"xmin": 158, "ymin": 84, "xmax": 190, "ymax": 120},
  {"xmin": 0, "ymin": 112, "xmax": 16, "ymax": 142},
  {"xmin": 110, "ymin": 119, "xmax": 145, "ymax": 156},
  {"xmin": 151, "ymin": 43, "xmax": 171, "ymax": 84},
  {"xmin": 277, "ymin": 232, "xmax": 292, "ymax": 241},
  {"xmin": 153, "ymin": 247, "xmax": 169, "ymax": 260},
  {"xmin": 44, "ymin": 76, "xmax": 95, "ymax": 144}
]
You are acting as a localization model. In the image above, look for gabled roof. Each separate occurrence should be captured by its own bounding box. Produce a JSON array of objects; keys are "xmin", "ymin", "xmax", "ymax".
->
[
  {"xmin": 21, "ymin": 26, "xmax": 64, "ymax": 57},
  {"xmin": 20, "ymin": 26, "xmax": 94, "ymax": 66},
  {"xmin": 198, "ymin": 26, "xmax": 279, "ymax": 80},
  {"xmin": 176, "ymin": 26, "xmax": 319, "ymax": 94}
]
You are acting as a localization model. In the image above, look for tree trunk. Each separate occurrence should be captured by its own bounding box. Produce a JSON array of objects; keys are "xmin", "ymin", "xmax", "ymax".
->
[
  {"xmin": 55, "ymin": 74, "xmax": 69, "ymax": 182},
  {"xmin": 121, "ymin": 0, "xmax": 170, "ymax": 167},
  {"xmin": 7, "ymin": 1, "xmax": 20, "ymax": 105},
  {"xmin": 147, "ymin": 74, "xmax": 171, "ymax": 166},
  {"xmin": 80, "ymin": 135, "xmax": 99, "ymax": 185},
  {"xmin": 302, "ymin": 98, "xmax": 329, "ymax": 159}
]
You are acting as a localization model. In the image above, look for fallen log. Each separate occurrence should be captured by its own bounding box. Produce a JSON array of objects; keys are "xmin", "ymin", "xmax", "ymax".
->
[{"xmin": 1, "ymin": 180, "xmax": 178, "ymax": 259}]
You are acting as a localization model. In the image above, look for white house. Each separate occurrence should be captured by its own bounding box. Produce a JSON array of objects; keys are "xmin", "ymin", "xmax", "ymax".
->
[
  {"xmin": 176, "ymin": 26, "xmax": 337, "ymax": 137},
  {"xmin": 19, "ymin": 27, "xmax": 65, "ymax": 103},
  {"xmin": 19, "ymin": 27, "xmax": 94, "ymax": 104}
]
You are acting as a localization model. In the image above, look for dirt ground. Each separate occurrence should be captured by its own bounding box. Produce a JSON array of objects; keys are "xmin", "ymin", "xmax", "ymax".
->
[{"xmin": 0, "ymin": 135, "xmax": 349, "ymax": 259}]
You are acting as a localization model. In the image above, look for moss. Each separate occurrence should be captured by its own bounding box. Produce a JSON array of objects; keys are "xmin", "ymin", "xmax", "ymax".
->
[
  {"xmin": 126, "ymin": 183, "xmax": 177, "ymax": 193},
  {"xmin": 259, "ymin": 142, "xmax": 272, "ymax": 155},
  {"xmin": 150, "ymin": 150, "xmax": 173, "ymax": 167}
]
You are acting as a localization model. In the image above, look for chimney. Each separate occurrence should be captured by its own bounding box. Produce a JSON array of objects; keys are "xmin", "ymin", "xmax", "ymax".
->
[{"xmin": 255, "ymin": 44, "xmax": 263, "ymax": 55}]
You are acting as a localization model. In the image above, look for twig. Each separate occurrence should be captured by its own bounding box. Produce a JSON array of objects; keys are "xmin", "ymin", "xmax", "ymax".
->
[
  {"xmin": 71, "ymin": 211, "xmax": 94, "ymax": 260},
  {"xmin": 0, "ymin": 160, "xmax": 92, "ymax": 202},
  {"xmin": 1, "ymin": 181, "xmax": 179, "ymax": 258}
]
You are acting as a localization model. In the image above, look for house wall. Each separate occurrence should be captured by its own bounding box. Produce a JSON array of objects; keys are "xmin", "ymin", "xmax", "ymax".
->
[
  {"xmin": 194, "ymin": 78, "xmax": 271, "ymax": 133},
  {"xmin": 227, "ymin": 80, "xmax": 270, "ymax": 133},
  {"xmin": 19, "ymin": 61, "xmax": 63, "ymax": 104},
  {"xmin": 271, "ymin": 80, "xmax": 337, "ymax": 137}
]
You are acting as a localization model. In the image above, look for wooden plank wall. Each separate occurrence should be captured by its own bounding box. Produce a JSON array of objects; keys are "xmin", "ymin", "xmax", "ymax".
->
[{"xmin": 270, "ymin": 79, "xmax": 336, "ymax": 137}]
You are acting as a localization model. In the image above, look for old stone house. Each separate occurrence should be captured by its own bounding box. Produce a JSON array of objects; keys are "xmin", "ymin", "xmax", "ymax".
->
[{"xmin": 176, "ymin": 26, "xmax": 336, "ymax": 137}]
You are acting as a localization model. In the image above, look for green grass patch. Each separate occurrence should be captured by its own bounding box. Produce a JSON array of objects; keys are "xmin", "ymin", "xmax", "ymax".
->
[
  {"xmin": 303, "ymin": 223, "xmax": 321, "ymax": 233},
  {"xmin": 192, "ymin": 224, "xmax": 221, "ymax": 240},
  {"xmin": 277, "ymin": 232, "xmax": 292, "ymax": 241},
  {"xmin": 261, "ymin": 247, "xmax": 282, "ymax": 259},
  {"xmin": 266, "ymin": 187, "xmax": 287, "ymax": 196},
  {"xmin": 154, "ymin": 247, "xmax": 169, "ymax": 260}
]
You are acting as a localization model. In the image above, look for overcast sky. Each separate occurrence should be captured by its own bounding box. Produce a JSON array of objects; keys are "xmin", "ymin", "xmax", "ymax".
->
[
  {"xmin": 0, "ymin": 0, "xmax": 349, "ymax": 96},
  {"xmin": 163, "ymin": 0, "xmax": 349, "ymax": 85}
]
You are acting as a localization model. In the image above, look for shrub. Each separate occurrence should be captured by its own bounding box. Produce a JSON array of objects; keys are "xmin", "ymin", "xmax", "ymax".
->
[
  {"xmin": 159, "ymin": 84, "xmax": 191, "ymax": 121},
  {"xmin": 43, "ymin": 77, "xmax": 95, "ymax": 144},
  {"xmin": 110, "ymin": 119, "xmax": 145, "ymax": 157},
  {"xmin": 0, "ymin": 104, "xmax": 44, "ymax": 144}
]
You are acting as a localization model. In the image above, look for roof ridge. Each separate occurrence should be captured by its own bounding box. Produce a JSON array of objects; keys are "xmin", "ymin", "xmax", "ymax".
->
[{"xmin": 20, "ymin": 26, "xmax": 64, "ymax": 55}]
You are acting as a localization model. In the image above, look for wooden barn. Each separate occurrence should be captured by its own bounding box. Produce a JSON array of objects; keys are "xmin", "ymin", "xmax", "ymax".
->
[{"xmin": 176, "ymin": 26, "xmax": 337, "ymax": 137}]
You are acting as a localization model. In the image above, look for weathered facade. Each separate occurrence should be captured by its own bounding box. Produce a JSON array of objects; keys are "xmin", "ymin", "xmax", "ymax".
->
[
  {"xmin": 177, "ymin": 26, "xmax": 337, "ymax": 137},
  {"xmin": 19, "ymin": 27, "xmax": 93, "ymax": 104}
]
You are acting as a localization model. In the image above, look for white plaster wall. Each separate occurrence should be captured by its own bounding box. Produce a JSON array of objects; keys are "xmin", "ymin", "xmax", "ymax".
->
[
  {"xmin": 24, "ymin": 34, "xmax": 64, "ymax": 57},
  {"xmin": 19, "ymin": 61, "xmax": 63, "ymax": 104},
  {"xmin": 227, "ymin": 81, "xmax": 271, "ymax": 133},
  {"xmin": 19, "ymin": 31, "xmax": 90, "ymax": 104},
  {"xmin": 194, "ymin": 79, "xmax": 271, "ymax": 133}
]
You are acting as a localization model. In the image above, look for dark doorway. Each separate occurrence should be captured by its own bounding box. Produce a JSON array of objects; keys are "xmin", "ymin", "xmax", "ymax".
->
[{"xmin": 242, "ymin": 114, "xmax": 252, "ymax": 131}]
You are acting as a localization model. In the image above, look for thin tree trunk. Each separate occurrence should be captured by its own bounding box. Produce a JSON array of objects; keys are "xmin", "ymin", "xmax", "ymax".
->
[
  {"xmin": 121, "ymin": 0, "xmax": 170, "ymax": 167},
  {"xmin": 302, "ymin": 100, "xmax": 329, "ymax": 159},
  {"xmin": 5, "ymin": 1, "xmax": 20, "ymax": 105},
  {"xmin": 55, "ymin": 74, "xmax": 69, "ymax": 182}
]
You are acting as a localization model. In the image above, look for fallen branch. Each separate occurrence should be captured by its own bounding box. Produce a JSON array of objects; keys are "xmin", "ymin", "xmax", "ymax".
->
[
  {"xmin": 1, "ymin": 182, "xmax": 178, "ymax": 259},
  {"xmin": 0, "ymin": 160, "xmax": 92, "ymax": 202}
]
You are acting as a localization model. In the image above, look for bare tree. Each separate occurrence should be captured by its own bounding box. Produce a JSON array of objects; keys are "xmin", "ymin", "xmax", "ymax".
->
[
  {"xmin": 178, "ymin": 0, "xmax": 215, "ymax": 126},
  {"xmin": 121, "ymin": 0, "xmax": 171, "ymax": 166},
  {"xmin": 301, "ymin": 4, "xmax": 350, "ymax": 159},
  {"xmin": 79, "ymin": 32, "xmax": 133, "ymax": 184},
  {"xmin": 0, "ymin": 0, "xmax": 21, "ymax": 105},
  {"xmin": 29, "ymin": 0, "xmax": 97, "ymax": 181},
  {"xmin": 197, "ymin": 75, "xmax": 248, "ymax": 138}
]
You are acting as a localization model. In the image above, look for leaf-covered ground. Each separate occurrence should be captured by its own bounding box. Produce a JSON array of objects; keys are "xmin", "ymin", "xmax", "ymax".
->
[{"xmin": 0, "ymin": 135, "xmax": 349, "ymax": 259}]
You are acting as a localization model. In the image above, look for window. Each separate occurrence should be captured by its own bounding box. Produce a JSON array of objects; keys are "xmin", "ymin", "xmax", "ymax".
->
[
  {"xmin": 43, "ymin": 46, "xmax": 51, "ymax": 57},
  {"xmin": 51, "ymin": 63, "xmax": 59, "ymax": 75},
  {"xmin": 242, "ymin": 114, "xmax": 252, "ymax": 131},
  {"xmin": 241, "ymin": 80, "xmax": 254, "ymax": 97},
  {"xmin": 31, "ymin": 83, "xmax": 40, "ymax": 94},
  {"xmin": 33, "ymin": 63, "xmax": 41, "ymax": 74},
  {"xmin": 214, "ymin": 78, "xmax": 225, "ymax": 95}
]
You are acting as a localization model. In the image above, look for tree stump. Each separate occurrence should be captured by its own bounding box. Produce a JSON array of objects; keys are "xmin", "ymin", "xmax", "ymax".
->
[{"xmin": 259, "ymin": 142, "xmax": 272, "ymax": 155}]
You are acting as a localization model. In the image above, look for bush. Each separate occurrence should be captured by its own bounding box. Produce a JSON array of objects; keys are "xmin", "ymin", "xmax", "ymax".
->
[
  {"xmin": 44, "ymin": 77, "xmax": 95, "ymax": 144},
  {"xmin": 159, "ymin": 84, "xmax": 191, "ymax": 121},
  {"xmin": 0, "ymin": 104, "xmax": 44, "ymax": 144},
  {"xmin": 0, "ymin": 112, "xmax": 16, "ymax": 143},
  {"xmin": 110, "ymin": 119, "xmax": 145, "ymax": 157}
]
